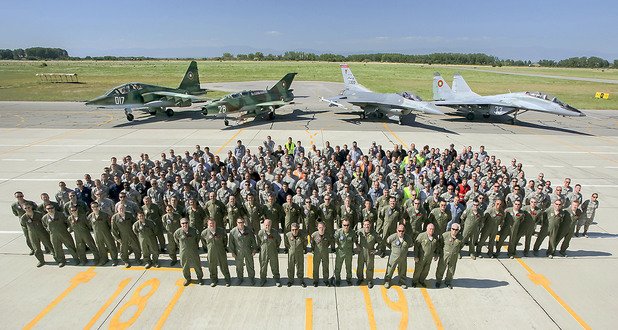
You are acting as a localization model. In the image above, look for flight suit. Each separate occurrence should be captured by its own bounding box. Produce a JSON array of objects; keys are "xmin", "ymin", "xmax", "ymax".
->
[
  {"xmin": 202, "ymin": 227, "xmax": 231, "ymax": 285},
  {"xmin": 143, "ymin": 203, "xmax": 166, "ymax": 250},
  {"xmin": 545, "ymin": 208, "xmax": 567, "ymax": 257},
  {"xmin": 303, "ymin": 205, "xmax": 321, "ymax": 235},
  {"xmin": 428, "ymin": 208, "xmax": 452, "ymax": 235},
  {"xmin": 334, "ymin": 228, "xmax": 356, "ymax": 282},
  {"xmin": 88, "ymin": 211, "xmax": 118, "ymax": 264},
  {"xmin": 133, "ymin": 220, "xmax": 159, "ymax": 266},
  {"xmin": 257, "ymin": 228, "xmax": 281, "ymax": 282},
  {"xmin": 285, "ymin": 230, "xmax": 307, "ymax": 283},
  {"xmin": 361, "ymin": 208, "xmax": 378, "ymax": 228},
  {"xmin": 495, "ymin": 208, "xmax": 516, "ymax": 257},
  {"xmin": 174, "ymin": 227, "xmax": 203, "ymax": 281},
  {"xmin": 384, "ymin": 233, "xmax": 412, "ymax": 286},
  {"xmin": 204, "ymin": 199, "xmax": 227, "ymax": 230},
  {"xmin": 226, "ymin": 202, "xmax": 246, "ymax": 230},
  {"xmin": 283, "ymin": 203, "xmax": 302, "ymax": 244},
  {"xmin": 244, "ymin": 202, "xmax": 264, "ymax": 235},
  {"xmin": 559, "ymin": 208, "xmax": 581, "ymax": 255},
  {"xmin": 460, "ymin": 209, "xmax": 483, "ymax": 258},
  {"xmin": 412, "ymin": 232, "xmax": 439, "ymax": 286},
  {"xmin": 12, "ymin": 200, "xmax": 38, "ymax": 253},
  {"xmin": 377, "ymin": 206, "xmax": 402, "ymax": 255},
  {"xmin": 111, "ymin": 212, "xmax": 142, "ymax": 265},
  {"xmin": 42, "ymin": 212, "xmax": 79, "ymax": 264},
  {"xmin": 263, "ymin": 201, "xmax": 284, "ymax": 233},
  {"xmin": 507, "ymin": 209, "xmax": 534, "ymax": 257},
  {"xmin": 406, "ymin": 207, "xmax": 427, "ymax": 240},
  {"xmin": 522, "ymin": 205, "xmax": 543, "ymax": 254},
  {"xmin": 356, "ymin": 228, "xmax": 380, "ymax": 283},
  {"xmin": 319, "ymin": 202, "xmax": 338, "ymax": 249},
  {"xmin": 163, "ymin": 212, "xmax": 181, "ymax": 262},
  {"xmin": 228, "ymin": 227, "xmax": 257, "ymax": 281},
  {"xmin": 310, "ymin": 231, "xmax": 332, "ymax": 285},
  {"xmin": 69, "ymin": 213, "xmax": 100, "ymax": 264},
  {"xmin": 436, "ymin": 231, "xmax": 464, "ymax": 286},
  {"xmin": 20, "ymin": 212, "xmax": 53, "ymax": 265},
  {"xmin": 339, "ymin": 205, "xmax": 358, "ymax": 229},
  {"xmin": 187, "ymin": 206, "xmax": 207, "ymax": 248}
]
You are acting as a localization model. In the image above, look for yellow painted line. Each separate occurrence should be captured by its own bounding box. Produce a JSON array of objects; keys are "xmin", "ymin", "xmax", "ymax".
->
[
  {"xmin": 24, "ymin": 267, "xmax": 96, "ymax": 330},
  {"xmin": 84, "ymin": 277, "xmax": 131, "ymax": 330},
  {"xmin": 382, "ymin": 123, "xmax": 407, "ymax": 146},
  {"xmin": 97, "ymin": 113, "xmax": 115, "ymax": 127},
  {"xmin": 420, "ymin": 288, "xmax": 444, "ymax": 330},
  {"xmin": 305, "ymin": 298, "xmax": 313, "ymax": 330},
  {"xmin": 515, "ymin": 258, "xmax": 591, "ymax": 329},
  {"xmin": 380, "ymin": 286, "xmax": 409, "ymax": 330},
  {"xmin": 359, "ymin": 285, "xmax": 377, "ymax": 330},
  {"xmin": 215, "ymin": 129, "xmax": 244, "ymax": 154},
  {"xmin": 306, "ymin": 254, "xmax": 313, "ymax": 279},
  {"xmin": 109, "ymin": 278, "xmax": 160, "ymax": 329},
  {"xmin": 122, "ymin": 266, "xmax": 182, "ymax": 272},
  {"xmin": 154, "ymin": 279, "xmax": 187, "ymax": 330}
]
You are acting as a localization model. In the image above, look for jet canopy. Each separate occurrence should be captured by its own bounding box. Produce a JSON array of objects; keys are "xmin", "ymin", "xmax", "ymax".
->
[
  {"xmin": 105, "ymin": 83, "xmax": 144, "ymax": 96},
  {"xmin": 525, "ymin": 91, "xmax": 568, "ymax": 107},
  {"xmin": 223, "ymin": 90, "xmax": 267, "ymax": 99},
  {"xmin": 399, "ymin": 91, "xmax": 423, "ymax": 101}
]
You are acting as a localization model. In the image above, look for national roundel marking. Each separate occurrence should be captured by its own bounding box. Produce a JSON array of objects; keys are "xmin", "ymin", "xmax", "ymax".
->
[
  {"xmin": 187, "ymin": 72, "xmax": 194, "ymax": 80},
  {"xmin": 437, "ymin": 80, "xmax": 444, "ymax": 87}
]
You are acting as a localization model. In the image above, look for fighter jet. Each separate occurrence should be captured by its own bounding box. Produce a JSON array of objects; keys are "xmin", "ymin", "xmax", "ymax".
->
[
  {"xmin": 432, "ymin": 73, "xmax": 585, "ymax": 123},
  {"xmin": 201, "ymin": 73, "xmax": 296, "ymax": 126},
  {"xmin": 320, "ymin": 64, "xmax": 442, "ymax": 124},
  {"xmin": 86, "ymin": 61, "xmax": 206, "ymax": 121}
]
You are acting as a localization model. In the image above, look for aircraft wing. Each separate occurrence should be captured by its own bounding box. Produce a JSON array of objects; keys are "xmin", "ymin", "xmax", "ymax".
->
[
  {"xmin": 433, "ymin": 100, "xmax": 512, "ymax": 107},
  {"xmin": 143, "ymin": 91, "xmax": 204, "ymax": 102},
  {"xmin": 255, "ymin": 100, "xmax": 287, "ymax": 107},
  {"xmin": 348, "ymin": 95, "xmax": 443, "ymax": 115}
]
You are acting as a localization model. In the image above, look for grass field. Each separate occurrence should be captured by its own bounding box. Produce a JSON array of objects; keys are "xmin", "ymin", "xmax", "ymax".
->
[{"xmin": 0, "ymin": 60, "xmax": 616, "ymax": 109}]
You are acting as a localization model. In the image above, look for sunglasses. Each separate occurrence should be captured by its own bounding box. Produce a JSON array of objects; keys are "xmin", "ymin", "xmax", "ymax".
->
[
  {"xmin": 342, "ymin": 224, "xmax": 350, "ymax": 227},
  {"xmin": 397, "ymin": 230, "xmax": 404, "ymax": 232},
  {"xmin": 181, "ymin": 222, "xmax": 188, "ymax": 225}
]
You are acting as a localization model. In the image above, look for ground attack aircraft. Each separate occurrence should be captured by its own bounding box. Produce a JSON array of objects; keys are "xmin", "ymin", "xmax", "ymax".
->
[
  {"xmin": 432, "ymin": 73, "xmax": 585, "ymax": 123},
  {"xmin": 201, "ymin": 73, "xmax": 296, "ymax": 126},
  {"xmin": 86, "ymin": 61, "xmax": 206, "ymax": 121},
  {"xmin": 320, "ymin": 64, "xmax": 442, "ymax": 124}
]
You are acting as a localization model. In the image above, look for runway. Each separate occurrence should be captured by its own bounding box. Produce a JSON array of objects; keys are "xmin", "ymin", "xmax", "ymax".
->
[{"xmin": 1, "ymin": 81, "xmax": 617, "ymax": 329}]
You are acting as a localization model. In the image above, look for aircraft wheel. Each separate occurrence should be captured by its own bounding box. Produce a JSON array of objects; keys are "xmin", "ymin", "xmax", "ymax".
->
[
  {"xmin": 466, "ymin": 112, "xmax": 475, "ymax": 121},
  {"xmin": 148, "ymin": 109, "xmax": 157, "ymax": 115},
  {"xmin": 268, "ymin": 112, "xmax": 275, "ymax": 120},
  {"xmin": 510, "ymin": 118, "xmax": 517, "ymax": 125},
  {"xmin": 126, "ymin": 114, "xmax": 134, "ymax": 121},
  {"xmin": 482, "ymin": 113, "xmax": 490, "ymax": 119},
  {"xmin": 398, "ymin": 119, "xmax": 403, "ymax": 125},
  {"xmin": 377, "ymin": 112, "xmax": 384, "ymax": 119},
  {"xmin": 224, "ymin": 119, "xmax": 230, "ymax": 126},
  {"xmin": 361, "ymin": 112, "xmax": 366, "ymax": 119},
  {"xmin": 165, "ymin": 108, "xmax": 174, "ymax": 117}
]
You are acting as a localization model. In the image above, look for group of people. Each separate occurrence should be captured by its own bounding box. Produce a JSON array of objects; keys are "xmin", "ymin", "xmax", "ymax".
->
[{"xmin": 11, "ymin": 136, "xmax": 600, "ymax": 289}]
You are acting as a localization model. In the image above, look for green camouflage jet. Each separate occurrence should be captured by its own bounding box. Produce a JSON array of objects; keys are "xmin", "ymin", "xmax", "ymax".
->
[
  {"xmin": 86, "ymin": 61, "xmax": 206, "ymax": 121},
  {"xmin": 201, "ymin": 73, "xmax": 296, "ymax": 126}
]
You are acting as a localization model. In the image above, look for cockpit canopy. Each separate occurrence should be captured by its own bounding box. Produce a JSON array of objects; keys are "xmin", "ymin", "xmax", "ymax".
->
[
  {"xmin": 525, "ymin": 91, "xmax": 568, "ymax": 107},
  {"xmin": 223, "ymin": 90, "xmax": 267, "ymax": 99},
  {"xmin": 399, "ymin": 91, "xmax": 422, "ymax": 101},
  {"xmin": 106, "ymin": 83, "xmax": 144, "ymax": 96}
]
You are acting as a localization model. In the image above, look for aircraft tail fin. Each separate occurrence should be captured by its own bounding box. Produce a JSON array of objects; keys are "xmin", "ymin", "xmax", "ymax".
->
[
  {"xmin": 269, "ymin": 72, "xmax": 297, "ymax": 93},
  {"xmin": 340, "ymin": 64, "xmax": 370, "ymax": 91},
  {"xmin": 452, "ymin": 74, "xmax": 480, "ymax": 97},
  {"xmin": 433, "ymin": 72, "xmax": 453, "ymax": 100},
  {"xmin": 178, "ymin": 61, "xmax": 202, "ymax": 94}
]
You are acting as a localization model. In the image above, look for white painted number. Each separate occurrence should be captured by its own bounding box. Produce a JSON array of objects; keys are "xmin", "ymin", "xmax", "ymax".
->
[
  {"xmin": 114, "ymin": 97, "xmax": 125, "ymax": 105},
  {"xmin": 218, "ymin": 105, "xmax": 227, "ymax": 114}
]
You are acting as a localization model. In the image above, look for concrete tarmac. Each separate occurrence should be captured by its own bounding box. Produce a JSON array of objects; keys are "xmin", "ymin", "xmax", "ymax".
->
[{"xmin": 1, "ymin": 81, "xmax": 617, "ymax": 329}]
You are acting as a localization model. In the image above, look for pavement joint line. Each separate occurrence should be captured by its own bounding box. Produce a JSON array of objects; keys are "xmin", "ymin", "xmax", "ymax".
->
[
  {"xmin": 514, "ymin": 258, "xmax": 592, "ymax": 330},
  {"xmin": 84, "ymin": 277, "xmax": 132, "ymax": 330},
  {"xmin": 0, "ymin": 128, "xmax": 87, "ymax": 157},
  {"xmin": 23, "ymin": 267, "xmax": 96, "ymax": 330},
  {"xmin": 97, "ymin": 270, "xmax": 147, "ymax": 330},
  {"xmin": 305, "ymin": 298, "xmax": 313, "ymax": 330},
  {"xmin": 154, "ymin": 279, "xmax": 187, "ymax": 330}
]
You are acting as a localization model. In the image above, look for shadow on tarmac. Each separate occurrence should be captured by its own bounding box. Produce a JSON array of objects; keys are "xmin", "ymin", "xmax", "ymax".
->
[
  {"xmin": 454, "ymin": 278, "xmax": 509, "ymax": 289},
  {"xmin": 441, "ymin": 115, "xmax": 593, "ymax": 136}
]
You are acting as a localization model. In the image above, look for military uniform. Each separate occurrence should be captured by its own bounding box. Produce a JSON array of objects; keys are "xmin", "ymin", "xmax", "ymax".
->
[
  {"xmin": 545, "ymin": 208, "xmax": 567, "ymax": 257},
  {"xmin": 310, "ymin": 230, "xmax": 332, "ymax": 285},
  {"xmin": 505, "ymin": 208, "xmax": 534, "ymax": 257},
  {"xmin": 283, "ymin": 203, "xmax": 302, "ymax": 238},
  {"xmin": 285, "ymin": 230, "xmax": 307, "ymax": 284},
  {"xmin": 460, "ymin": 208, "xmax": 483, "ymax": 258},
  {"xmin": 522, "ymin": 205, "xmax": 543, "ymax": 254},
  {"xmin": 559, "ymin": 208, "xmax": 581, "ymax": 256},
  {"xmin": 202, "ymin": 227, "xmax": 231, "ymax": 285},
  {"xmin": 20, "ymin": 211, "xmax": 54, "ymax": 265},
  {"xmin": 42, "ymin": 212, "xmax": 79, "ymax": 265},
  {"xmin": 187, "ymin": 206, "xmax": 207, "ymax": 248},
  {"xmin": 333, "ymin": 228, "xmax": 356, "ymax": 284},
  {"xmin": 436, "ymin": 231, "xmax": 464, "ymax": 287},
  {"xmin": 174, "ymin": 227, "xmax": 203, "ymax": 282},
  {"xmin": 69, "ymin": 213, "xmax": 100, "ymax": 264},
  {"xmin": 244, "ymin": 202, "xmax": 264, "ymax": 234},
  {"xmin": 405, "ymin": 207, "xmax": 427, "ymax": 240},
  {"xmin": 303, "ymin": 205, "xmax": 321, "ymax": 235},
  {"xmin": 384, "ymin": 233, "xmax": 412, "ymax": 288},
  {"xmin": 257, "ymin": 228, "xmax": 282, "ymax": 285},
  {"xmin": 88, "ymin": 211, "xmax": 118, "ymax": 265},
  {"xmin": 356, "ymin": 228, "xmax": 380, "ymax": 285},
  {"xmin": 143, "ymin": 203, "xmax": 166, "ymax": 250},
  {"xmin": 339, "ymin": 205, "xmax": 358, "ymax": 229},
  {"xmin": 133, "ymin": 219, "xmax": 159, "ymax": 266},
  {"xmin": 428, "ymin": 208, "xmax": 451, "ymax": 235},
  {"xmin": 377, "ymin": 206, "xmax": 402, "ymax": 255},
  {"xmin": 263, "ymin": 201, "xmax": 285, "ymax": 233},
  {"xmin": 228, "ymin": 226, "xmax": 257, "ymax": 283},
  {"xmin": 111, "ymin": 212, "xmax": 142, "ymax": 266},
  {"xmin": 412, "ymin": 231, "xmax": 439, "ymax": 286},
  {"xmin": 361, "ymin": 208, "xmax": 378, "ymax": 228},
  {"xmin": 204, "ymin": 199, "xmax": 227, "ymax": 230},
  {"xmin": 162, "ymin": 212, "xmax": 181, "ymax": 263},
  {"xmin": 12, "ymin": 200, "xmax": 38, "ymax": 253},
  {"xmin": 578, "ymin": 199, "xmax": 599, "ymax": 235},
  {"xmin": 319, "ymin": 202, "xmax": 338, "ymax": 249}
]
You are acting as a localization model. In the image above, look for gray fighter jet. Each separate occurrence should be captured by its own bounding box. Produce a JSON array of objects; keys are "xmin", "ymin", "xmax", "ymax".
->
[
  {"xmin": 320, "ymin": 64, "xmax": 442, "ymax": 124},
  {"xmin": 432, "ymin": 73, "xmax": 585, "ymax": 123}
]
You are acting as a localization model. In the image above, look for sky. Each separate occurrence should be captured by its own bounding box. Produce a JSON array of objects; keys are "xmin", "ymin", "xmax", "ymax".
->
[{"xmin": 1, "ymin": 0, "xmax": 617, "ymax": 61}]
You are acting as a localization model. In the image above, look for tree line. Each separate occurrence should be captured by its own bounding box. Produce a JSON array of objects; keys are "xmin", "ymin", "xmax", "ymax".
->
[{"xmin": 1, "ymin": 47, "xmax": 616, "ymax": 68}]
